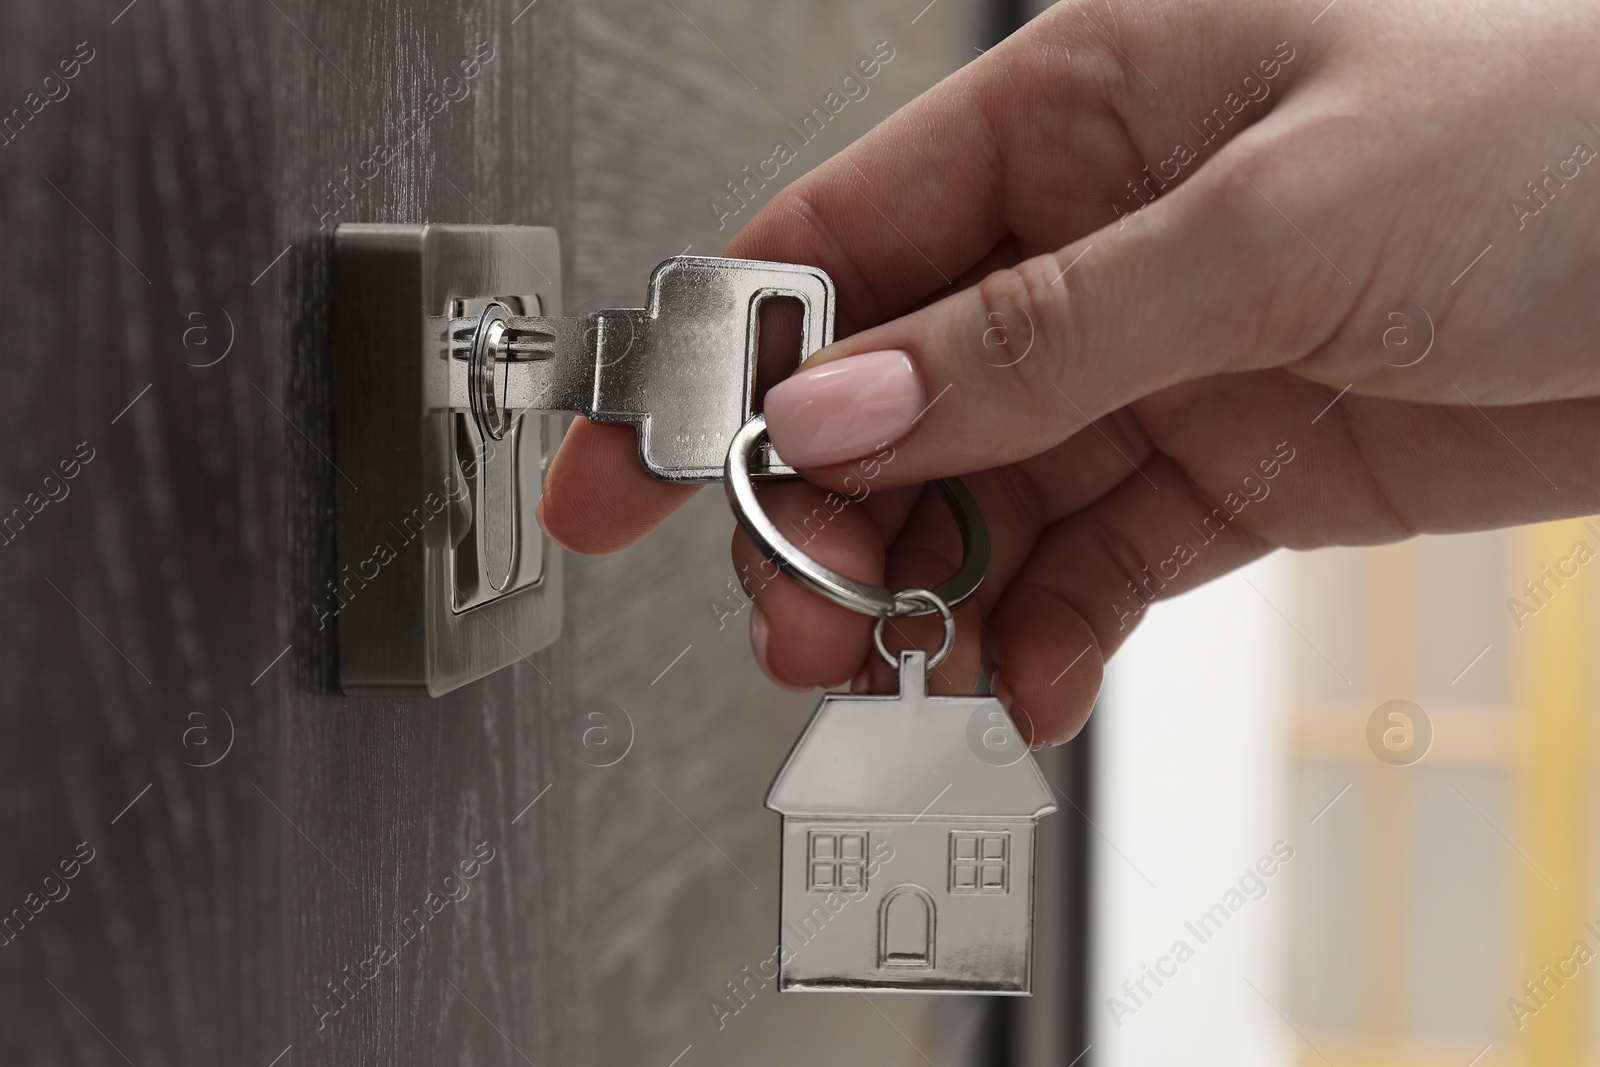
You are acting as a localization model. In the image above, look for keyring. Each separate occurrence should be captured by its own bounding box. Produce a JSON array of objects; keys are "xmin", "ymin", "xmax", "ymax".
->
[
  {"xmin": 873, "ymin": 588, "xmax": 956, "ymax": 670},
  {"xmin": 723, "ymin": 414, "xmax": 990, "ymax": 618},
  {"xmin": 469, "ymin": 300, "xmax": 513, "ymax": 441}
]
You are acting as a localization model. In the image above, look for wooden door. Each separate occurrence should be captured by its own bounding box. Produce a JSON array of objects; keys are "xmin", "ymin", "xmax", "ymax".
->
[
  {"xmin": 0, "ymin": 1, "xmax": 1075, "ymax": 1064},
  {"xmin": 2, "ymin": 2, "xmax": 572, "ymax": 1064}
]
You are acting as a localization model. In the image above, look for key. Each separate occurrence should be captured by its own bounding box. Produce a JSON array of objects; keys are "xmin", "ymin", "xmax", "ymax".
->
[{"xmin": 451, "ymin": 255, "xmax": 835, "ymax": 482}]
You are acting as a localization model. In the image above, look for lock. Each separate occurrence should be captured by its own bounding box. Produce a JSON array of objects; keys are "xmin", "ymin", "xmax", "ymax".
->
[{"xmin": 329, "ymin": 223, "xmax": 836, "ymax": 696}]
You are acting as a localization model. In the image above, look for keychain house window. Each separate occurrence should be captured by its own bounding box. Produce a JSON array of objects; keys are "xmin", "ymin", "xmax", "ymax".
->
[
  {"xmin": 809, "ymin": 830, "xmax": 869, "ymax": 893},
  {"xmin": 950, "ymin": 831, "xmax": 1009, "ymax": 894}
]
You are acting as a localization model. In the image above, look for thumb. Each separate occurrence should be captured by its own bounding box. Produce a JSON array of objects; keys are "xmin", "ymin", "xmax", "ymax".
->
[{"xmin": 762, "ymin": 131, "xmax": 1360, "ymax": 486}]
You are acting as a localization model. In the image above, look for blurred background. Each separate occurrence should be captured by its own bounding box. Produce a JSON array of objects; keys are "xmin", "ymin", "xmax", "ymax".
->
[{"xmin": 1096, "ymin": 521, "xmax": 1599, "ymax": 1067}]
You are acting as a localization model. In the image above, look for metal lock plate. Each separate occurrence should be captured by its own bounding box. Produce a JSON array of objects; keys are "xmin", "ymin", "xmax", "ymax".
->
[
  {"xmin": 330, "ymin": 224, "xmax": 563, "ymax": 696},
  {"xmin": 330, "ymin": 224, "xmax": 837, "ymax": 697}
]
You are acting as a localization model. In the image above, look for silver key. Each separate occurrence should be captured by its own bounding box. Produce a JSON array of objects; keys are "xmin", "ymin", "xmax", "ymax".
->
[{"xmin": 451, "ymin": 255, "xmax": 835, "ymax": 482}]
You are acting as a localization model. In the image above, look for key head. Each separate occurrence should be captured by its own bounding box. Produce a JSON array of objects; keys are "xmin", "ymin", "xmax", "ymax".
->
[{"xmin": 591, "ymin": 256, "xmax": 836, "ymax": 483}]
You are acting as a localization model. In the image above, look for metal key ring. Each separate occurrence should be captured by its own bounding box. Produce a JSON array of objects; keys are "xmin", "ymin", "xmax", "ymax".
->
[
  {"xmin": 469, "ymin": 300, "xmax": 513, "ymax": 441},
  {"xmin": 723, "ymin": 414, "xmax": 991, "ymax": 618},
  {"xmin": 873, "ymin": 588, "xmax": 956, "ymax": 670}
]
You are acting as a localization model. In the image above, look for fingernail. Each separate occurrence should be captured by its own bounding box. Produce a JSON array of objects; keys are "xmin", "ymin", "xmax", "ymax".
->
[
  {"xmin": 764, "ymin": 349, "xmax": 924, "ymax": 467},
  {"xmin": 750, "ymin": 607, "xmax": 809, "ymax": 692}
]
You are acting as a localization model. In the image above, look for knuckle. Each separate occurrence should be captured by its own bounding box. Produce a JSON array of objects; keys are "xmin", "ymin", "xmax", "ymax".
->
[
  {"xmin": 967, "ymin": 259, "xmax": 1073, "ymax": 383},
  {"xmin": 1190, "ymin": 136, "xmax": 1361, "ymax": 358},
  {"xmin": 1031, "ymin": 1, "xmax": 1147, "ymax": 102},
  {"xmin": 1201, "ymin": 138, "xmax": 1286, "ymax": 223},
  {"xmin": 946, "ymin": 255, "xmax": 1088, "ymax": 449},
  {"xmin": 1085, "ymin": 509, "xmax": 1159, "ymax": 612}
]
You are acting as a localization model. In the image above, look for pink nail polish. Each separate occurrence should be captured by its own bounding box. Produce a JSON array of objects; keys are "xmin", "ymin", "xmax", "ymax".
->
[
  {"xmin": 764, "ymin": 349, "xmax": 923, "ymax": 467},
  {"xmin": 750, "ymin": 607, "xmax": 808, "ymax": 692}
]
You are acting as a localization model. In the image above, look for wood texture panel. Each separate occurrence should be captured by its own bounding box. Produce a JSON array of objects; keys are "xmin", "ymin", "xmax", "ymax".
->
[
  {"xmin": 0, "ymin": 2, "xmax": 288, "ymax": 1063},
  {"xmin": 1, "ymin": 1, "xmax": 574, "ymax": 1064},
  {"xmin": 275, "ymin": 2, "xmax": 575, "ymax": 1065}
]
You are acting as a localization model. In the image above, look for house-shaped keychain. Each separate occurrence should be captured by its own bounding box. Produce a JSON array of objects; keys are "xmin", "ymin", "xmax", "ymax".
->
[{"xmin": 766, "ymin": 649, "xmax": 1058, "ymax": 994}]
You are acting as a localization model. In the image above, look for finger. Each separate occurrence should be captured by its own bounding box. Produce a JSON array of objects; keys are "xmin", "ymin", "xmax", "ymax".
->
[
  {"xmin": 985, "ymin": 453, "xmax": 1275, "ymax": 744},
  {"xmin": 730, "ymin": 480, "xmax": 888, "ymax": 689},
  {"xmin": 1132, "ymin": 370, "xmax": 1600, "ymax": 543},
  {"xmin": 537, "ymin": 417, "xmax": 698, "ymax": 554},
  {"xmin": 734, "ymin": 466, "xmax": 935, "ymax": 691},
  {"xmin": 726, "ymin": 4, "xmax": 1309, "ymax": 332},
  {"xmin": 755, "ymin": 404, "xmax": 1158, "ymax": 697},
  {"xmin": 761, "ymin": 122, "xmax": 1365, "ymax": 480},
  {"xmin": 747, "ymin": 4, "xmax": 1317, "ymax": 475},
  {"xmin": 790, "ymin": 415, "xmax": 1162, "ymax": 698}
]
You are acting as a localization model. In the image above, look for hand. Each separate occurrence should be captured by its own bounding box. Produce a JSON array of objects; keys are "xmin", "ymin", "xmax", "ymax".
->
[{"xmin": 539, "ymin": 0, "xmax": 1600, "ymax": 744}]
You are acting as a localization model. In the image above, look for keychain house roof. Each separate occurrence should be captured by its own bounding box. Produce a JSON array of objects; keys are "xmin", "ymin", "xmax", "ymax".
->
[{"xmin": 767, "ymin": 650, "xmax": 1057, "ymax": 994}]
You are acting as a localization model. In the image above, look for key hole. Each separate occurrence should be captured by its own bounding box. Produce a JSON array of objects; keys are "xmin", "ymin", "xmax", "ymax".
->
[{"xmin": 753, "ymin": 295, "xmax": 806, "ymax": 412}]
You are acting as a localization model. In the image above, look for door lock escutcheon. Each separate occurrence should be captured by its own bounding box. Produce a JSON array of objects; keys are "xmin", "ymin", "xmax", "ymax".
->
[{"xmin": 330, "ymin": 223, "xmax": 836, "ymax": 696}]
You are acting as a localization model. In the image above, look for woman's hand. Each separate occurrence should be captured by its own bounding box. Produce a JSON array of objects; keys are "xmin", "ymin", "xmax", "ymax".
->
[{"xmin": 539, "ymin": 0, "xmax": 1600, "ymax": 743}]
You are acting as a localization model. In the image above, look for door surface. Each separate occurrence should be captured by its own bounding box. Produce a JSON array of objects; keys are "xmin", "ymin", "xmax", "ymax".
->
[
  {"xmin": 0, "ymin": 2, "xmax": 1061, "ymax": 1064},
  {"xmin": 2, "ymin": 2, "xmax": 573, "ymax": 1064}
]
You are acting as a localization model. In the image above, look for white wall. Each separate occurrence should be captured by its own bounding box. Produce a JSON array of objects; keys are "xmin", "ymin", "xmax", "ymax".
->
[{"xmin": 1091, "ymin": 553, "xmax": 1297, "ymax": 1067}]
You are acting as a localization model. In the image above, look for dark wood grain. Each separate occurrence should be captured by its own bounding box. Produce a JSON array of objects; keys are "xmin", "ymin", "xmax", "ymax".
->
[
  {"xmin": 0, "ymin": 1, "xmax": 573, "ymax": 1064},
  {"xmin": 1, "ymin": 1, "xmax": 289, "ymax": 1063},
  {"xmin": 274, "ymin": 1, "xmax": 575, "ymax": 1065}
]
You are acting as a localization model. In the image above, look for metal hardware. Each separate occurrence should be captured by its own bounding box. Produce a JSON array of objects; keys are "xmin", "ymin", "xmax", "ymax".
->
[
  {"xmin": 767, "ymin": 649, "xmax": 1057, "ymax": 994},
  {"xmin": 330, "ymin": 224, "xmax": 562, "ymax": 696},
  {"xmin": 468, "ymin": 299, "xmax": 518, "ymax": 441},
  {"xmin": 872, "ymin": 588, "xmax": 957, "ymax": 670},
  {"xmin": 724, "ymin": 414, "xmax": 991, "ymax": 618},
  {"xmin": 331, "ymin": 226, "xmax": 841, "ymax": 695},
  {"xmin": 451, "ymin": 254, "xmax": 836, "ymax": 482}
]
